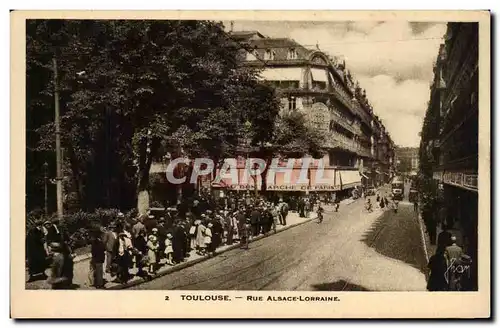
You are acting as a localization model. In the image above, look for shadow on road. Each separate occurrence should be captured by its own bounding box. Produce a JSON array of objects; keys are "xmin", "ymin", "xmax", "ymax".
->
[
  {"xmin": 311, "ymin": 280, "xmax": 370, "ymax": 291},
  {"xmin": 360, "ymin": 205, "xmax": 427, "ymax": 274}
]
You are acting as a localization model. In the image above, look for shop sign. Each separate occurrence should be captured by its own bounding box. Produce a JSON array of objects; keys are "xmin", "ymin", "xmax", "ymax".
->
[{"xmin": 443, "ymin": 171, "xmax": 477, "ymax": 191}]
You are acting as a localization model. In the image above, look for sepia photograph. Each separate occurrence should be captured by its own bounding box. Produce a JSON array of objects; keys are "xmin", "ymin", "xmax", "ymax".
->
[{"xmin": 11, "ymin": 10, "xmax": 490, "ymax": 318}]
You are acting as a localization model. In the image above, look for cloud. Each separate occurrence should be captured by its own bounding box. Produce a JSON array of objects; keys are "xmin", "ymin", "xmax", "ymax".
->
[
  {"xmin": 230, "ymin": 20, "xmax": 447, "ymax": 146},
  {"xmin": 357, "ymin": 74, "xmax": 431, "ymax": 147},
  {"xmin": 289, "ymin": 21, "xmax": 447, "ymax": 81}
]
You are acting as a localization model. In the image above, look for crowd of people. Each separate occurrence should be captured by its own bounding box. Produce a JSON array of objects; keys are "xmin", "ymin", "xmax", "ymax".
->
[{"xmin": 26, "ymin": 191, "xmax": 328, "ymax": 289}]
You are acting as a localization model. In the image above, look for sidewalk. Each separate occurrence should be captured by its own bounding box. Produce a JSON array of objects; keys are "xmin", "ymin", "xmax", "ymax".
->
[{"xmin": 26, "ymin": 211, "xmax": 318, "ymax": 290}]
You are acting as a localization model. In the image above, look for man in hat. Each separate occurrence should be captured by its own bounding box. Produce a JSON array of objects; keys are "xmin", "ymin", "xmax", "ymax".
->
[
  {"xmin": 47, "ymin": 242, "xmax": 74, "ymax": 289},
  {"xmin": 102, "ymin": 222, "xmax": 118, "ymax": 275},
  {"xmin": 172, "ymin": 220, "xmax": 186, "ymax": 264},
  {"xmin": 26, "ymin": 219, "xmax": 49, "ymax": 282},
  {"xmin": 131, "ymin": 215, "xmax": 147, "ymax": 276},
  {"xmin": 445, "ymin": 236, "xmax": 464, "ymax": 290},
  {"xmin": 90, "ymin": 228, "xmax": 106, "ymax": 288},
  {"xmin": 237, "ymin": 209, "xmax": 249, "ymax": 250},
  {"xmin": 250, "ymin": 206, "xmax": 261, "ymax": 237}
]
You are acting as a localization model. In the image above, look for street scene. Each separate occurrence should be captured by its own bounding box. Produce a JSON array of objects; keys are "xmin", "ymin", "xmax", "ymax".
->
[{"xmin": 24, "ymin": 19, "xmax": 478, "ymax": 292}]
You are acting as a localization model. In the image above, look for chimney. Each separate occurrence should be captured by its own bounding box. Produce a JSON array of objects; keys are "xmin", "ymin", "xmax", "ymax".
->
[{"xmin": 230, "ymin": 21, "xmax": 234, "ymax": 32}]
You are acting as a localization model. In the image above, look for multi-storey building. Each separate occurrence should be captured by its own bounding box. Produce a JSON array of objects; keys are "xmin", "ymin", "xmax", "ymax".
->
[
  {"xmin": 422, "ymin": 22, "xmax": 478, "ymax": 290},
  {"xmin": 395, "ymin": 147, "xmax": 419, "ymax": 174},
  {"xmin": 230, "ymin": 30, "xmax": 395, "ymax": 194}
]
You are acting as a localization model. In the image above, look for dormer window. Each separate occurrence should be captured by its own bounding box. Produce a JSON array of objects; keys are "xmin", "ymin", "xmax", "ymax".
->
[
  {"xmin": 264, "ymin": 49, "xmax": 275, "ymax": 60},
  {"xmin": 287, "ymin": 48, "xmax": 297, "ymax": 60}
]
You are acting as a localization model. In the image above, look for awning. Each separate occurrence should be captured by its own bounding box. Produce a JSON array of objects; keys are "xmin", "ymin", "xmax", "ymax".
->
[
  {"xmin": 259, "ymin": 67, "xmax": 302, "ymax": 81},
  {"xmin": 339, "ymin": 170, "xmax": 362, "ymax": 190},
  {"xmin": 212, "ymin": 168, "xmax": 262, "ymax": 190},
  {"xmin": 267, "ymin": 168, "xmax": 309, "ymax": 191},
  {"xmin": 308, "ymin": 168, "xmax": 340, "ymax": 191},
  {"xmin": 310, "ymin": 68, "xmax": 329, "ymax": 82}
]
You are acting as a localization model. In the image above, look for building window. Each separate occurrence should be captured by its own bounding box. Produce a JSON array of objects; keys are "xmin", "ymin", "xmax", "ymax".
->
[
  {"xmin": 264, "ymin": 49, "xmax": 275, "ymax": 60},
  {"xmin": 287, "ymin": 48, "xmax": 297, "ymax": 60},
  {"xmin": 288, "ymin": 96, "xmax": 296, "ymax": 111},
  {"xmin": 281, "ymin": 80, "xmax": 299, "ymax": 89}
]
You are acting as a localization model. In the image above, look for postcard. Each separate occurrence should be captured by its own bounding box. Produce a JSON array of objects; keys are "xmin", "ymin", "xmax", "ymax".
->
[{"xmin": 11, "ymin": 9, "xmax": 490, "ymax": 319}]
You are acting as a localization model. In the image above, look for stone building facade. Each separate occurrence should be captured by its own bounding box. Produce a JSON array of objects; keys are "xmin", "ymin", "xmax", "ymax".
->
[
  {"xmin": 422, "ymin": 22, "xmax": 478, "ymax": 290},
  {"xmin": 231, "ymin": 30, "xmax": 395, "ymax": 192}
]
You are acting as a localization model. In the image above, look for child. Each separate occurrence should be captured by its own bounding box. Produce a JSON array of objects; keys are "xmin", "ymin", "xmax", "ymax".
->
[
  {"xmin": 164, "ymin": 233, "xmax": 174, "ymax": 265},
  {"xmin": 146, "ymin": 234, "xmax": 159, "ymax": 274}
]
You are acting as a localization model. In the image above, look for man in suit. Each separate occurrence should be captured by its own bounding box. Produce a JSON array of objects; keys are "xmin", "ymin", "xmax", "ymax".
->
[
  {"xmin": 445, "ymin": 235, "xmax": 464, "ymax": 290},
  {"xmin": 102, "ymin": 223, "xmax": 117, "ymax": 275},
  {"xmin": 250, "ymin": 206, "xmax": 261, "ymax": 237}
]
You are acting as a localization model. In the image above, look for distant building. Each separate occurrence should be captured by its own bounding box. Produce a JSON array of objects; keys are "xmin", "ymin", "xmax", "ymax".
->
[{"xmin": 394, "ymin": 147, "xmax": 419, "ymax": 174}]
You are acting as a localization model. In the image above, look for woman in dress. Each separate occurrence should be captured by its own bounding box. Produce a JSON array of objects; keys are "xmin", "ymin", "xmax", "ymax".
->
[
  {"xmin": 205, "ymin": 222, "xmax": 214, "ymax": 255},
  {"xmin": 164, "ymin": 233, "xmax": 174, "ymax": 265},
  {"xmin": 146, "ymin": 234, "xmax": 159, "ymax": 274},
  {"xmin": 195, "ymin": 218, "xmax": 207, "ymax": 255}
]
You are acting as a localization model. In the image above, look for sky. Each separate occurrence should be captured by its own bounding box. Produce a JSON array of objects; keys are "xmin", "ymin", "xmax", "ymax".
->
[{"xmin": 226, "ymin": 21, "xmax": 447, "ymax": 147}]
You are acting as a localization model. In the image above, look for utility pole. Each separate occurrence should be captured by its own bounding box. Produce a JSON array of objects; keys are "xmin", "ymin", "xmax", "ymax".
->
[
  {"xmin": 43, "ymin": 161, "xmax": 48, "ymax": 216},
  {"xmin": 53, "ymin": 57, "xmax": 64, "ymax": 220}
]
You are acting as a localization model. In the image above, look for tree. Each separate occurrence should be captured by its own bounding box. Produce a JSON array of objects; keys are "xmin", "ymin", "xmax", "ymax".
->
[
  {"xmin": 248, "ymin": 107, "xmax": 327, "ymax": 192},
  {"xmin": 26, "ymin": 19, "xmax": 279, "ymax": 213}
]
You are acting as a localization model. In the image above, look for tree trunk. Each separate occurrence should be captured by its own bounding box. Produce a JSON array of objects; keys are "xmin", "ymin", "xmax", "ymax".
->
[
  {"xmin": 67, "ymin": 146, "xmax": 85, "ymax": 210},
  {"xmin": 137, "ymin": 149, "xmax": 154, "ymax": 215}
]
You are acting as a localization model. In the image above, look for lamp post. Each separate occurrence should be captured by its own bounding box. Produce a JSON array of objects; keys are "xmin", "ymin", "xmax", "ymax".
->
[{"xmin": 52, "ymin": 57, "xmax": 63, "ymax": 220}]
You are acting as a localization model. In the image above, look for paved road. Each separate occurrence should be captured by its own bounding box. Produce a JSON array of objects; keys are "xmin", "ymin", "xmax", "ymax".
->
[{"xmin": 131, "ymin": 189, "xmax": 427, "ymax": 291}]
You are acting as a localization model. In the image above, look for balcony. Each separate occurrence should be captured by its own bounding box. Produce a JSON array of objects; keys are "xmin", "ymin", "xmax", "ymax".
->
[{"xmin": 328, "ymin": 131, "xmax": 372, "ymax": 158}]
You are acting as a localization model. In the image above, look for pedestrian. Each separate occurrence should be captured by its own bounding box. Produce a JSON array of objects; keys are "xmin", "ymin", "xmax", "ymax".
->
[
  {"xmin": 212, "ymin": 215, "xmax": 224, "ymax": 250},
  {"xmin": 190, "ymin": 220, "xmax": 199, "ymax": 251},
  {"xmin": 427, "ymin": 248, "xmax": 448, "ymax": 291},
  {"xmin": 196, "ymin": 218, "xmax": 207, "ymax": 255},
  {"xmin": 271, "ymin": 205, "xmax": 279, "ymax": 233},
  {"xmin": 298, "ymin": 198, "xmax": 305, "ymax": 217},
  {"xmin": 164, "ymin": 233, "xmax": 174, "ymax": 265},
  {"xmin": 205, "ymin": 222, "xmax": 214, "ymax": 255},
  {"xmin": 102, "ymin": 223, "xmax": 117, "ymax": 277},
  {"xmin": 26, "ymin": 219, "xmax": 48, "ymax": 282},
  {"xmin": 172, "ymin": 221, "xmax": 185, "ymax": 264},
  {"xmin": 250, "ymin": 206, "xmax": 261, "ymax": 237},
  {"xmin": 146, "ymin": 234, "xmax": 159, "ymax": 274},
  {"xmin": 445, "ymin": 236, "xmax": 464, "ymax": 290},
  {"xmin": 134, "ymin": 229, "xmax": 148, "ymax": 277},
  {"xmin": 90, "ymin": 229, "xmax": 105, "ymax": 288},
  {"xmin": 237, "ymin": 211, "xmax": 249, "ymax": 250},
  {"xmin": 279, "ymin": 199, "xmax": 288, "ymax": 225},
  {"xmin": 116, "ymin": 231, "xmax": 133, "ymax": 283},
  {"xmin": 47, "ymin": 242, "xmax": 74, "ymax": 289},
  {"xmin": 131, "ymin": 215, "xmax": 147, "ymax": 275},
  {"xmin": 317, "ymin": 202, "xmax": 324, "ymax": 223}
]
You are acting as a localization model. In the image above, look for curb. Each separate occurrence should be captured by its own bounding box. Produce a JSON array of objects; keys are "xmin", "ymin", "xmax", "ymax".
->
[
  {"xmin": 106, "ymin": 214, "xmax": 318, "ymax": 290},
  {"xmin": 417, "ymin": 213, "xmax": 429, "ymax": 262}
]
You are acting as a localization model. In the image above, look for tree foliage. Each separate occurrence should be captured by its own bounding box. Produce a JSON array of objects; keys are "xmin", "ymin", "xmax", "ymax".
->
[{"xmin": 27, "ymin": 19, "xmax": 314, "ymax": 212}]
